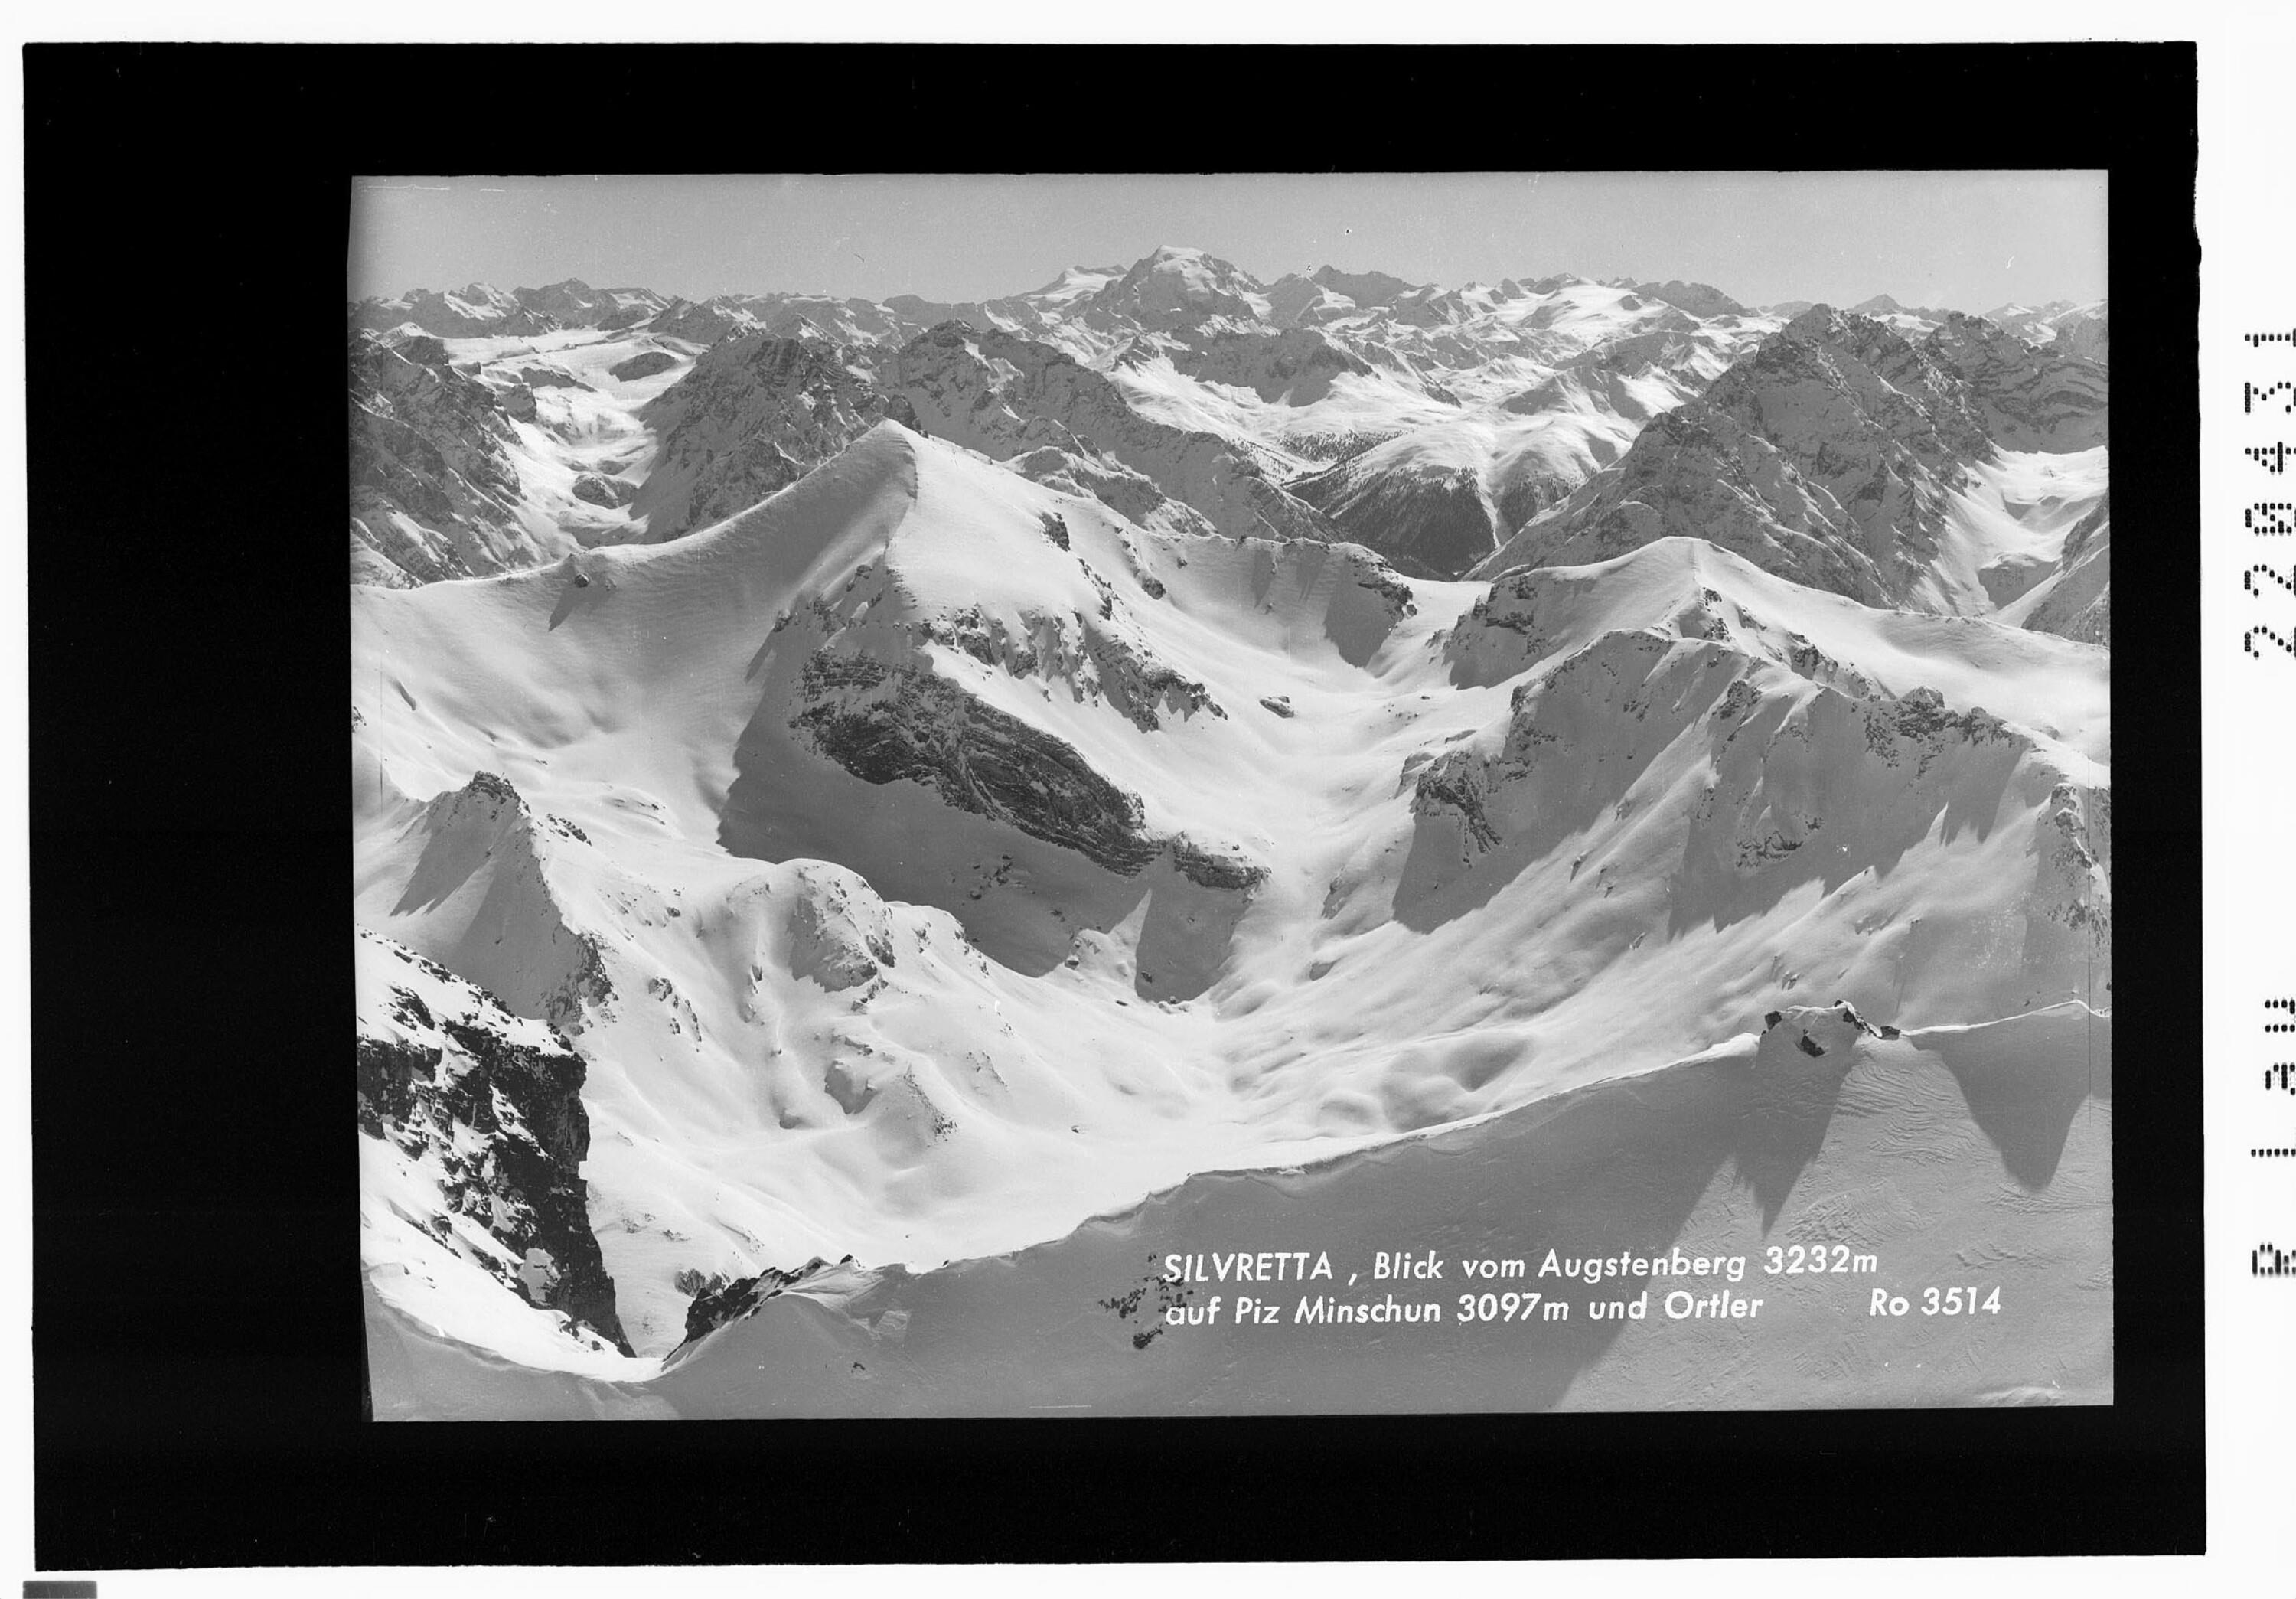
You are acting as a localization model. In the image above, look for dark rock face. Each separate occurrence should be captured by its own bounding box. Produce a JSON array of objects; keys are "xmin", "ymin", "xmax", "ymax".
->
[
  {"xmin": 608, "ymin": 349, "xmax": 678, "ymax": 382},
  {"xmin": 517, "ymin": 364, "xmax": 592, "ymax": 390},
  {"xmin": 357, "ymin": 932, "xmax": 631, "ymax": 1355},
  {"xmin": 2023, "ymin": 494, "xmax": 2111, "ymax": 646},
  {"xmin": 1169, "ymin": 836, "xmax": 1270, "ymax": 891},
  {"xmin": 1923, "ymin": 312, "xmax": 2108, "ymax": 452},
  {"xmin": 1411, "ymin": 749, "xmax": 1502, "ymax": 853},
  {"xmin": 348, "ymin": 328, "xmax": 525, "ymax": 585},
  {"xmin": 791, "ymin": 657, "xmax": 1164, "ymax": 876},
  {"xmin": 1291, "ymin": 452, "xmax": 1498, "ymax": 579}
]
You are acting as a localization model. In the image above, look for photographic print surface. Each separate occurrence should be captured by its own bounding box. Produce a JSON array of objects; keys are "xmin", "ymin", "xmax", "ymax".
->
[{"xmin": 351, "ymin": 173, "xmax": 2112, "ymax": 1418}]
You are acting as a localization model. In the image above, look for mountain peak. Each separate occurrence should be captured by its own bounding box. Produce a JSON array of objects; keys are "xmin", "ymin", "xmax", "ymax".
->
[
  {"xmin": 1091, "ymin": 245, "xmax": 1269, "ymax": 326},
  {"xmin": 1306, "ymin": 264, "xmax": 1418, "ymax": 309}
]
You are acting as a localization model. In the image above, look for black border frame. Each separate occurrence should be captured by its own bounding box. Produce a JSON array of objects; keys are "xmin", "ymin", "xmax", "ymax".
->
[{"xmin": 26, "ymin": 41, "xmax": 2200, "ymax": 1568}]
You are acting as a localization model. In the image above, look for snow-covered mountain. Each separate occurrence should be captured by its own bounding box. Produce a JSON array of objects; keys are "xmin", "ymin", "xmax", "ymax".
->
[
  {"xmin": 349, "ymin": 250, "xmax": 1797, "ymax": 586},
  {"xmin": 354, "ymin": 251, "xmax": 2110, "ymax": 1413},
  {"xmin": 1482, "ymin": 306, "xmax": 2110, "ymax": 634}
]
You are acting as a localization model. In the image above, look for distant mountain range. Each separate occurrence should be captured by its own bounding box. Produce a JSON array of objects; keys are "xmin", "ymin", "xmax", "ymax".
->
[{"xmin": 351, "ymin": 246, "xmax": 2105, "ymax": 601}]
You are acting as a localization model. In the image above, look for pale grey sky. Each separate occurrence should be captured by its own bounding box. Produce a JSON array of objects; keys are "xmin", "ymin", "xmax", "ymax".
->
[{"xmin": 348, "ymin": 171, "xmax": 2107, "ymax": 314}]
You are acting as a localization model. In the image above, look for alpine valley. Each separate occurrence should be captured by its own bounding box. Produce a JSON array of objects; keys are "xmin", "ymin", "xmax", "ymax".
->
[{"xmin": 352, "ymin": 246, "xmax": 2112, "ymax": 1415}]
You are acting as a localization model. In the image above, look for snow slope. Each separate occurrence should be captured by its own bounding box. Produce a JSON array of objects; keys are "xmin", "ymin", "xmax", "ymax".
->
[{"xmin": 357, "ymin": 422, "xmax": 2108, "ymax": 1381}]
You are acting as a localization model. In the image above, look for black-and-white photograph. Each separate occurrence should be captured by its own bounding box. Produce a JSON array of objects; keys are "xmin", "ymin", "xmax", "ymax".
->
[{"xmin": 348, "ymin": 170, "xmax": 2112, "ymax": 1420}]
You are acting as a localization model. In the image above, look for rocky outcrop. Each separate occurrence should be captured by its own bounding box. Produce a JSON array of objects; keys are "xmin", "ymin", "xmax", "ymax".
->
[
  {"xmin": 2028, "ymin": 780, "xmax": 2112, "ymax": 971},
  {"xmin": 784, "ymin": 863, "xmax": 899, "ymax": 991},
  {"xmin": 676, "ymin": 1255, "xmax": 869, "ymax": 1347},
  {"xmin": 357, "ymin": 928, "xmax": 632, "ymax": 1355},
  {"xmin": 791, "ymin": 655, "xmax": 1166, "ymax": 876},
  {"xmin": 2020, "ymin": 495, "xmax": 2111, "ymax": 645},
  {"xmin": 1169, "ymin": 835, "xmax": 1270, "ymax": 891},
  {"xmin": 571, "ymin": 474, "xmax": 636, "ymax": 508},
  {"xmin": 632, "ymin": 334, "xmax": 921, "ymax": 541},
  {"xmin": 608, "ymin": 349, "xmax": 679, "ymax": 383}
]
